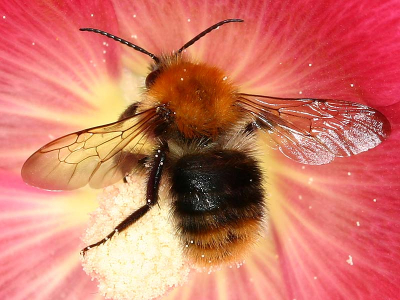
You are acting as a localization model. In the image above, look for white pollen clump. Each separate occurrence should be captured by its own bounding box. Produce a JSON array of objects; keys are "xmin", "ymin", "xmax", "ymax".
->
[
  {"xmin": 346, "ymin": 255, "xmax": 354, "ymax": 265},
  {"xmin": 81, "ymin": 175, "xmax": 190, "ymax": 300}
]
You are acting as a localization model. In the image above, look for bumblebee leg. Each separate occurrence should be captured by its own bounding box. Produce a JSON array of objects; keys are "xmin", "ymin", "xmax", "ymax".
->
[{"xmin": 81, "ymin": 143, "xmax": 167, "ymax": 256}]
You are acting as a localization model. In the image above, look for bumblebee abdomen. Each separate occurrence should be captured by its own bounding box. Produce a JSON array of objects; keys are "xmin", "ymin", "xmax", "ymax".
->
[{"xmin": 171, "ymin": 150, "xmax": 265, "ymax": 266}]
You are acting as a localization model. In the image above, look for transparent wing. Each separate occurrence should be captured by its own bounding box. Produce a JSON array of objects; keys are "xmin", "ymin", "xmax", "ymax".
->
[
  {"xmin": 21, "ymin": 109, "xmax": 158, "ymax": 190},
  {"xmin": 238, "ymin": 93, "xmax": 391, "ymax": 165}
]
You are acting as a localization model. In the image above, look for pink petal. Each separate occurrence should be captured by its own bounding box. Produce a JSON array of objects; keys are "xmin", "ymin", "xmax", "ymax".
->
[
  {"xmin": 111, "ymin": 0, "xmax": 400, "ymax": 108},
  {"xmin": 0, "ymin": 1, "xmax": 123, "ymax": 299},
  {"xmin": 0, "ymin": 0, "xmax": 123, "ymax": 171},
  {"xmin": 0, "ymin": 170, "xmax": 100, "ymax": 299},
  {"xmin": 269, "ymin": 129, "xmax": 400, "ymax": 298},
  {"xmin": 1, "ymin": 0, "xmax": 399, "ymax": 299}
]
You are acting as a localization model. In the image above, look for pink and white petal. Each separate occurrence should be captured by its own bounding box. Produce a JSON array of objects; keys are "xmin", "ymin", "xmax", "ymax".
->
[
  {"xmin": 0, "ymin": 170, "xmax": 100, "ymax": 299},
  {"xmin": 166, "ymin": 240, "xmax": 288, "ymax": 300},
  {"xmin": 225, "ymin": 0, "xmax": 400, "ymax": 108},
  {"xmin": 111, "ymin": 0, "xmax": 400, "ymax": 108},
  {"xmin": 267, "ymin": 128, "xmax": 400, "ymax": 299},
  {"xmin": 1, "ymin": 0, "xmax": 399, "ymax": 299},
  {"xmin": 0, "ymin": 1, "xmax": 125, "ymax": 299},
  {"xmin": 0, "ymin": 0, "xmax": 126, "ymax": 172},
  {"xmin": 109, "ymin": 0, "xmax": 270, "ymax": 75}
]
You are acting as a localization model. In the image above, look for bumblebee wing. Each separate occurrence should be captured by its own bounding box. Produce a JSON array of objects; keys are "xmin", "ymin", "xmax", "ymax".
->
[
  {"xmin": 21, "ymin": 109, "xmax": 158, "ymax": 190},
  {"xmin": 238, "ymin": 94, "xmax": 391, "ymax": 165}
]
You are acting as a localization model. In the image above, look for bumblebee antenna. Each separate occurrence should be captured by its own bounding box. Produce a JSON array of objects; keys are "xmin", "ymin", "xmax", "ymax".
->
[
  {"xmin": 178, "ymin": 19, "xmax": 244, "ymax": 53},
  {"xmin": 79, "ymin": 28, "xmax": 160, "ymax": 63}
]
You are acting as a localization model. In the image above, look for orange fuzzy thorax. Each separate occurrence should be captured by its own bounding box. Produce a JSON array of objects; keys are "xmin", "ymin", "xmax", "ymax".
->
[{"xmin": 147, "ymin": 58, "xmax": 240, "ymax": 138}]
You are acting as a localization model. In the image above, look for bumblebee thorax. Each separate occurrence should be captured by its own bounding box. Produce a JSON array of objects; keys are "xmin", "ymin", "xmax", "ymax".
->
[{"xmin": 147, "ymin": 58, "xmax": 240, "ymax": 138}]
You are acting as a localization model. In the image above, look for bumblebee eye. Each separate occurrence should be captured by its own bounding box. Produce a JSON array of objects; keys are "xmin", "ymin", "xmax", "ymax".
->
[{"xmin": 145, "ymin": 69, "xmax": 161, "ymax": 88}]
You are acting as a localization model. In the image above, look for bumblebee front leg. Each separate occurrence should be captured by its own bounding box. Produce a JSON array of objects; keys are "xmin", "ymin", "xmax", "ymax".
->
[{"xmin": 81, "ymin": 143, "xmax": 168, "ymax": 256}]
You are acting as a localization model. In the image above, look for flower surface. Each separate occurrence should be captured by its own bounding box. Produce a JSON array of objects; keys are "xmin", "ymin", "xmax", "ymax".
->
[{"xmin": 1, "ymin": 0, "xmax": 399, "ymax": 299}]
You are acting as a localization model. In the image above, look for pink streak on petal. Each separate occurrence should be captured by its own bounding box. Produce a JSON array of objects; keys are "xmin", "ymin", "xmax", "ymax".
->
[
  {"xmin": 215, "ymin": 0, "xmax": 400, "ymax": 105},
  {"xmin": 0, "ymin": 0, "xmax": 121, "ymax": 111},
  {"xmin": 0, "ymin": 111, "xmax": 78, "ymax": 171},
  {"xmin": 110, "ymin": 0, "xmax": 268, "ymax": 73},
  {"xmin": 0, "ymin": 0, "xmax": 122, "ymax": 171},
  {"xmin": 0, "ymin": 171, "xmax": 98, "ymax": 299}
]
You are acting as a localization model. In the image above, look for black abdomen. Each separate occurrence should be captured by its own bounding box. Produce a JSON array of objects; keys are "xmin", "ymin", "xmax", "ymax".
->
[{"xmin": 171, "ymin": 150, "xmax": 265, "ymax": 265}]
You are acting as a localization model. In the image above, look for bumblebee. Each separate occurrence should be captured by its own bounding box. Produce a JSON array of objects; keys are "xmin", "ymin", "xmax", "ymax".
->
[{"xmin": 21, "ymin": 19, "xmax": 390, "ymax": 266}]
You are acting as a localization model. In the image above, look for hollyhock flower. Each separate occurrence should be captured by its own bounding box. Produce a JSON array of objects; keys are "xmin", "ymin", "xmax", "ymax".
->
[{"xmin": 1, "ymin": 0, "xmax": 399, "ymax": 300}]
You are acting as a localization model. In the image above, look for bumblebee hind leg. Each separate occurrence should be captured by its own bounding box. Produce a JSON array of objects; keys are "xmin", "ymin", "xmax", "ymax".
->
[{"xmin": 81, "ymin": 143, "xmax": 167, "ymax": 256}]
